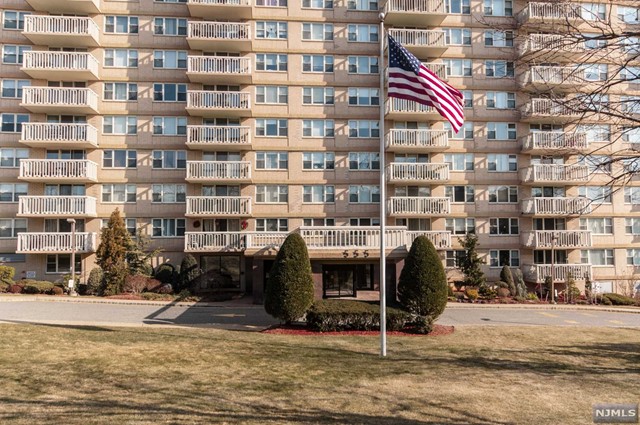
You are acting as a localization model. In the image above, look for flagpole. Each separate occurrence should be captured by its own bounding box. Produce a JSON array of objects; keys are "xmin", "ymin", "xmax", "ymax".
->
[{"xmin": 378, "ymin": 12, "xmax": 387, "ymax": 358}]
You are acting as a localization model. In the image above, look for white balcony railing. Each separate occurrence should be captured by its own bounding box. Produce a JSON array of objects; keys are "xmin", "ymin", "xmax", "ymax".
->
[
  {"xmin": 21, "ymin": 123, "xmax": 98, "ymax": 146},
  {"xmin": 524, "ymin": 264, "xmax": 592, "ymax": 284},
  {"xmin": 188, "ymin": 0, "xmax": 252, "ymax": 5},
  {"xmin": 522, "ymin": 132, "xmax": 588, "ymax": 151},
  {"xmin": 22, "ymin": 51, "xmax": 99, "ymax": 75},
  {"xmin": 187, "ymin": 126, "xmax": 251, "ymax": 147},
  {"xmin": 185, "ymin": 232, "xmax": 245, "ymax": 251},
  {"xmin": 19, "ymin": 159, "xmax": 98, "ymax": 181},
  {"xmin": 386, "ymin": 129, "xmax": 448, "ymax": 149},
  {"xmin": 186, "ymin": 161, "xmax": 251, "ymax": 181},
  {"xmin": 518, "ymin": 2, "xmax": 582, "ymax": 23},
  {"xmin": 18, "ymin": 196, "xmax": 97, "ymax": 217},
  {"xmin": 17, "ymin": 232, "xmax": 96, "ymax": 254},
  {"xmin": 406, "ymin": 230, "xmax": 452, "ymax": 250},
  {"xmin": 386, "ymin": 98, "xmax": 437, "ymax": 115},
  {"xmin": 388, "ymin": 162, "xmax": 450, "ymax": 181},
  {"xmin": 522, "ymin": 197, "xmax": 592, "ymax": 215},
  {"xmin": 423, "ymin": 62, "xmax": 448, "ymax": 80},
  {"xmin": 388, "ymin": 197, "xmax": 450, "ymax": 215},
  {"xmin": 385, "ymin": 0, "xmax": 446, "ymax": 14},
  {"xmin": 24, "ymin": 15, "xmax": 100, "ymax": 39},
  {"xmin": 186, "ymin": 196, "xmax": 251, "ymax": 216},
  {"xmin": 188, "ymin": 21, "xmax": 251, "ymax": 41},
  {"xmin": 22, "ymin": 87, "xmax": 99, "ymax": 111},
  {"xmin": 526, "ymin": 65, "xmax": 586, "ymax": 86},
  {"xmin": 188, "ymin": 56, "xmax": 251, "ymax": 76},
  {"xmin": 522, "ymin": 98, "xmax": 583, "ymax": 118},
  {"xmin": 387, "ymin": 28, "xmax": 446, "ymax": 48},
  {"xmin": 521, "ymin": 230, "xmax": 592, "ymax": 249},
  {"xmin": 521, "ymin": 164, "xmax": 590, "ymax": 183},
  {"xmin": 299, "ymin": 226, "xmax": 407, "ymax": 250},
  {"xmin": 187, "ymin": 90, "xmax": 250, "ymax": 111},
  {"xmin": 519, "ymin": 34, "xmax": 586, "ymax": 56}
]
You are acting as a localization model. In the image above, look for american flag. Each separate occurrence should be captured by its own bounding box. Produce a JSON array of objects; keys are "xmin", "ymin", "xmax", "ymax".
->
[{"xmin": 387, "ymin": 34, "xmax": 465, "ymax": 132}]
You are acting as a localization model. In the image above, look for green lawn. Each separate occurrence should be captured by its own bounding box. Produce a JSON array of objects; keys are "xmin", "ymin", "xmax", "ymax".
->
[{"xmin": 0, "ymin": 324, "xmax": 638, "ymax": 424}]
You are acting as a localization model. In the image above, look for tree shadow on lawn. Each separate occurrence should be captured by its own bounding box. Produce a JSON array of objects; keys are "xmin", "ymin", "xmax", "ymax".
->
[{"xmin": 0, "ymin": 320, "xmax": 115, "ymax": 332}]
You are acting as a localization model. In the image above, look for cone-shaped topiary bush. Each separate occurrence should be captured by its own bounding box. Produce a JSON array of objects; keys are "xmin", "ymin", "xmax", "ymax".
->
[
  {"xmin": 500, "ymin": 265, "xmax": 516, "ymax": 296},
  {"xmin": 178, "ymin": 254, "xmax": 201, "ymax": 292},
  {"xmin": 398, "ymin": 236, "xmax": 448, "ymax": 322},
  {"xmin": 264, "ymin": 233, "xmax": 314, "ymax": 324}
]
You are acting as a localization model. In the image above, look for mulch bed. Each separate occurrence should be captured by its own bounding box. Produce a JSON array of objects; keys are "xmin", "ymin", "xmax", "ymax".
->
[{"xmin": 262, "ymin": 324, "xmax": 454, "ymax": 337}]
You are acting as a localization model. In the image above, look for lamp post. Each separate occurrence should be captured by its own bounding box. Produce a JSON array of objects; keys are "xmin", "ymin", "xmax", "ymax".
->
[
  {"xmin": 550, "ymin": 231, "xmax": 556, "ymax": 304},
  {"xmin": 67, "ymin": 218, "xmax": 78, "ymax": 297}
]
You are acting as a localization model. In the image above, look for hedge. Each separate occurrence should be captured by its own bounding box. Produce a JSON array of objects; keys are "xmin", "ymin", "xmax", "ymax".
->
[
  {"xmin": 19, "ymin": 280, "xmax": 55, "ymax": 294},
  {"xmin": 306, "ymin": 300, "xmax": 411, "ymax": 332},
  {"xmin": 602, "ymin": 293, "xmax": 638, "ymax": 306}
]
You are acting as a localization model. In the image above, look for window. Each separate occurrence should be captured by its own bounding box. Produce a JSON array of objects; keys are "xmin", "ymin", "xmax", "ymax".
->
[
  {"xmin": 349, "ymin": 120, "xmax": 380, "ymax": 138},
  {"xmin": 0, "ymin": 218, "xmax": 26, "ymax": 238},
  {"xmin": 152, "ymin": 151, "xmax": 186, "ymax": 169},
  {"xmin": 623, "ymin": 127, "xmax": 640, "ymax": 144},
  {"xmin": 153, "ymin": 117, "xmax": 187, "ymax": 136},
  {"xmin": 154, "ymin": 83, "xmax": 187, "ymax": 102},
  {"xmin": 154, "ymin": 50, "xmax": 187, "ymax": 69},
  {"xmin": 152, "ymin": 184, "xmax": 186, "ymax": 203},
  {"xmin": 102, "ymin": 184, "xmax": 137, "ymax": 203},
  {"xmin": 445, "ymin": 185, "xmax": 475, "ymax": 203},
  {"xmin": 490, "ymin": 218, "xmax": 519, "ymax": 235},
  {"xmin": 303, "ymin": 120, "xmax": 335, "ymax": 137},
  {"xmin": 348, "ymin": 24, "xmax": 378, "ymax": 42},
  {"xmin": 3, "ymin": 11, "xmax": 29, "ymax": 30},
  {"xmin": 256, "ymin": 152, "xmax": 288, "ymax": 169},
  {"xmin": 623, "ymin": 158, "xmax": 640, "ymax": 173},
  {"xmin": 103, "ymin": 116, "xmax": 137, "ymax": 135},
  {"xmin": 0, "ymin": 148, "xmax": 27, "ymax": 168},
  {"xmin": 303, "ymin": 0, "xmax": 333, "ymax": 8},
  {"xmin": 585, "ymin": 33, "xmax": 608, "ymax": 50},
  {"xmin": 625, "ymin": 187, "xmax": 640, "ymax": 204},
  {"xmin": 348, "ymin": 56, "xmax": 379, "ymax": 74},
  {"xmin": 618, "ymin": 6, "xmax": 640, "ymax": 24},
  {"xmin": 348, "ymin": 88, "xmax": 380, "ymax": 106},
  {"xmin": 579, "ymin": 186, "xmax": 612, "ymax": 204},
  {"xmin": 445, "ymin": 250, "xmax": 466, "ymax": 267},
  {"xmin": 484, "ymin": 30, "xmax": 513, "ymax": 47},
  {"xmin": 621, "ymin": 96, "xmax": 640, "ymax": 114},
  {"xmin": 303, "ymin": 185, "xmax": 335, "ymax": 203},
  {"xmin": 47, "ymin": 254, "xmax": 81, "ymax": 274},
  {"xmin": 627, "ymin": 249, "xmax": 640, "ymax": 266},
  {"xmin": 446, "ymin": 0, "xmax": 470, "ymax": 14},
  {"xmin": 349, "ymin": 185, "xmax": 380, "ymax": 203},
  {"xmin": 580, "ymin": 64, "xmax": 608, "ymax": 81},
  {"xmin": 444, "ymin": 153, "xmax": 474, "ymax": 171},
  {"xmin": 302, "ymin": 23, "xmax": 334, "ymax": 41},
  {"xmin": 104, "ymin": 49, "xmax": 138, "ymax": 68},
  {"xmin": 104, "ymin": 82, "xmax": 137, "ymax": 101},
  {"xmin": 350, "ymin": 218, "xmax": 380, "ymax": 226},
  {"xmin": 256, "ymin": 53, "xmax": 287, "ymax": 71},
  {"xmin": 0, "ymin": 183, "xmax": 27, "ymax": 202},
  {"xmin": 349, "ymin": 152, "xmax": 380, "ymax": 170},
  {"xmin": 489, "ymin": 186, "xmax": 518, "ymax": 203},
  {"xmin": 303, "ymin": 218, "xmax": 335, "ymax": 226},
  {"xmin": 580, "ymin": 3, "xmax": 606, "ymax": 20},
  {"xmin": 2, "ymin": 45, "xmax": 30, "ymax": 64},
  {"xmin": 488, "ymin": 154, "xmax": 517, "ymax": 172},
  {"xmin": 446, "ymin": 218, "xmax": 475, "ymax": 234},
  {"xmin": 577, "ymin": 124, "xmax": 610, "ymax": 143},
  {"xmin": 155, "ymin": 0, "xmax": 187, "ymax": 3},
  {"xmin": 103, "ymin": 150, "xmax": 136, "ymax": 168},
  {"xmin": 256, "ymin": 218, "xmax": 288, "ymax": 231},
  {"xmin": 256, "ymin": 86, "xmax": 288, "ymax": 104},
  {"xmin": 303, "ymin": 152, "xmax": 335, "ymax": 170},
  {"xmin": 152, "ymin": 218, "xmax": 185, "ymax": 237},
  {"xmin": 485, "ymin": 60, "xmax": 514, "ymax": 77},
  {"xmin": 1, "ymin": 79, "xmax": 29, "ymax": 99},
  {"xmin": 443, "ymin": 59, "xmax": 472, "ymax": 77},
  {"xmin": 105, "ymin": 16, "xmax": 138, "ymax": 34},
  {"xmin": 154, "ymin": 17, "xmax": 187, "ymax": 36},
  {"xmin": 580, "ymin": 218, "xmax": 612, "ymax": 234},
  {"xmin": 490, "ymin": 250, "xmax": 519, "ymax": 267},
  {"xmin": 102, "ymin": 218, "xmax": 137, "ymax": 236},
  {"xmin": 487, "ymin": 92, "xmax": 515, "ymax": 109},
  {"xmin": 443, "ymin": 28, "xmax": 471, "ymax": 45},
  {"xmin": 256, "ymin": 0, "xmax": 287, "ymax": 6},
  {"xmin": 348, "ymin": 0, "xmax": 377, "ymax": 10},
  {"xmin": 620, "ymin": 66, "xmax": 640, "ymax": 81},
  {"xmin": 256, "ymin": 21, "xmax": 288, "ymax": 39},
  {"xmin": 45, "ymin": 184, "xmax": 85, "ymax": 196},
  {"xmin": 461, "ymin": 90, "xmax": 473, "ymax": 108},
  {"xmin": 626, "ymin": 218, "xmax": 640, "ymax": 235},
  {"xmin": 256, "ymin": 119, "xmax": 288, "ymax": 137},
  {"xmin": 444, "ymin": 122, "xmax": 473, "ymax": 139},
  {"xmin": 487, "ymin": 122, "xmax": 517, "ymax": 140},
  {"xmin": 1, "ymin": 114, "xmax": 29, "ymax": 133},
  {"xmin": 302, "ymin": 55, "xmax": 333, "ymax": 73},
  {"xmin": 581, "ymin": 249, "xmax": 614, "ymax": 266},
  {"xmin": 484, "ymin": 0, "xmax": 512, "ymax": 16},
  {"xmin": 256, "ymin": 185, "xmax": 288, "ymax": 203},
  {"xmin": 578, "ymin": 155, "xmax": 611, "ymax": 173},
  {"xmin": 303, "ymin": 87, "xmax": 334, "ymax": 105}
]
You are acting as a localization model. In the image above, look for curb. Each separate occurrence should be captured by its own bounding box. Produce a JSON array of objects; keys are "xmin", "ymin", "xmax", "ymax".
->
[
  {"xmin": 0, "ymin": 295, "xmax": 260, "ymax": 309},
  {"xmin": 445, "ymin": 302, "xmax": 640, "ymax": 314}
]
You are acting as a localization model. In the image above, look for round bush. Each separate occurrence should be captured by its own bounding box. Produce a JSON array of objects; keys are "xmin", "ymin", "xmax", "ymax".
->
[
  {"xmin": 154, "ymin": 263, "xmax": 176, "ymax": 285},
  {"xmin": 8, "ymin": 284, "xmax": 23, "ymax": 294},
  {"xmin": 49, "ymin": 286, "xmax": 64, "ymax": 296},
  {"xmin": 497, "ymin": 287, "xmax": 511, "ymax": 298}
]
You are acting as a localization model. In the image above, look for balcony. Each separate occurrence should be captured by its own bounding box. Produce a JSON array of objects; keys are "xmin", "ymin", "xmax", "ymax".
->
[
  {"xmin": 187, "ymin": 56, "xmax": 251, "ymax": 84},
  {"xmin": 19, "ymin": 159, "xmax": 98, "ymax": 183},
  {"xmin": 187, "ymin": 22, "xmax": 251, "ymax": 51},
  {"xmin": 20, "ymin": 123, "xmax": 98, "ymax": 149},
  {"xmin": 17, "ymin": 232, "xmax": 96, "ymax": 254},
  {"xmin": 186, "ymin": 161, "xmax": 251, "ymax": 183},
  {"xmin": 386, "ymin": 129, "xmax": 448, "ymax": 152},
  {"xmin": 524, "ymin": 264, "xmax": 592, "ymax": 284},
  {"xmin": 521, "ymin": 197, "xmax": 592, "ymax": 216},
  {"xmin": 518, "ymin": 2, "xmax": 582, "ymax": 26},
  {"xmin": 25, "ymin": 0, "xmax": 101, "ymax": 14},
  {"xmin": 423, "ymin": 62, "xmax": 448, "ymax": 80},
  {"xmin": 21, "ymin": 87, "xmax": 99, "ymax": 115},
  {"xmin": 22, "ymin": 51, "xmax": 99, "ymax": 81},
  {"xmin": 406, "ymin": 230, "xmax": 451, "ymax": 249},
  {"xmin": 520, "ymin": 66, "xmax": 585, "ymax": 92},
  {"xmin": 520, "ymin": 164, "xmax": 589, "ymax": 184},
  {"xmin": 384, "ymin": 0, "xmax": 447, "ymax": 27},
  {"xmin": 521, "ymin": 230, "xmax": 592, "ymax": 249},
  {"xmin": 186, "ymin": 196, "xmax": 251, "ymax": 217},
  {"xmin": 518, "ymin": 34, "xmax": 586, "ymax": 59},
  {"xmin": 387, "ymin": 162, "xmax": 450, "ymax": 183},
  {"xmin": 23, "ymin": 16, "xmax": 100, "ymax": 47},
  {"xmin": 385, "ymin": 98, "xmax": 441, "ymax": 121},
  {"xmin": 520, "ymin": 99, "xmax": 583, "ymax": 123},
  {"xmin": 521, "ymin": 132, "xmax": 588, "ymax": 153},
  {"xmin": 18, "ymin": 196, "xmax": 97, "ymax": 218},
  {"xmin": 186, "ymin": 91, "xmax": 251, "ymax": 118},
  {"xmin": 188, "ymin": 0, "xmax": 252, "ymax": 21},
  {"xmin": 187, "ymin": 126, "xmax": 251, "ymax": 151},
  {"xmin": 387, "ymin": 29, "xmax": 447, "ymax": 58},
  {"xmin": 388, "ymin": 197, "xmax": 450, "ymax": 216}
]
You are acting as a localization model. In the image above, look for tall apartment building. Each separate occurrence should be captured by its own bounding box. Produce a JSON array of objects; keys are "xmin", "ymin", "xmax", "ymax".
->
[{"xmin": 0, "ymin": 0, "xmax": 639, "ymax": 299}]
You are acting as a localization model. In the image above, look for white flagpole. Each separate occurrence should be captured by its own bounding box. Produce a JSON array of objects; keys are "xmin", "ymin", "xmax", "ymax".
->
[{"xmin": 378, "ymin": 13, "xmax": 387, "ymax": 358}]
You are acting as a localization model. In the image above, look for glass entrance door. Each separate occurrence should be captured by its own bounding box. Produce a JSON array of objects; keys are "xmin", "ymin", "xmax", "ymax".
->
[{"xmin": 323, "ymin": 265, "xmax": 355, "ymax": 298}]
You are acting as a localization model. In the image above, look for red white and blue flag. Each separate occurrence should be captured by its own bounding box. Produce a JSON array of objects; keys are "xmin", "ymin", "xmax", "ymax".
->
[{"xmin": 387, "ymin": 34, "xmax": 465, "ymax": 132}]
